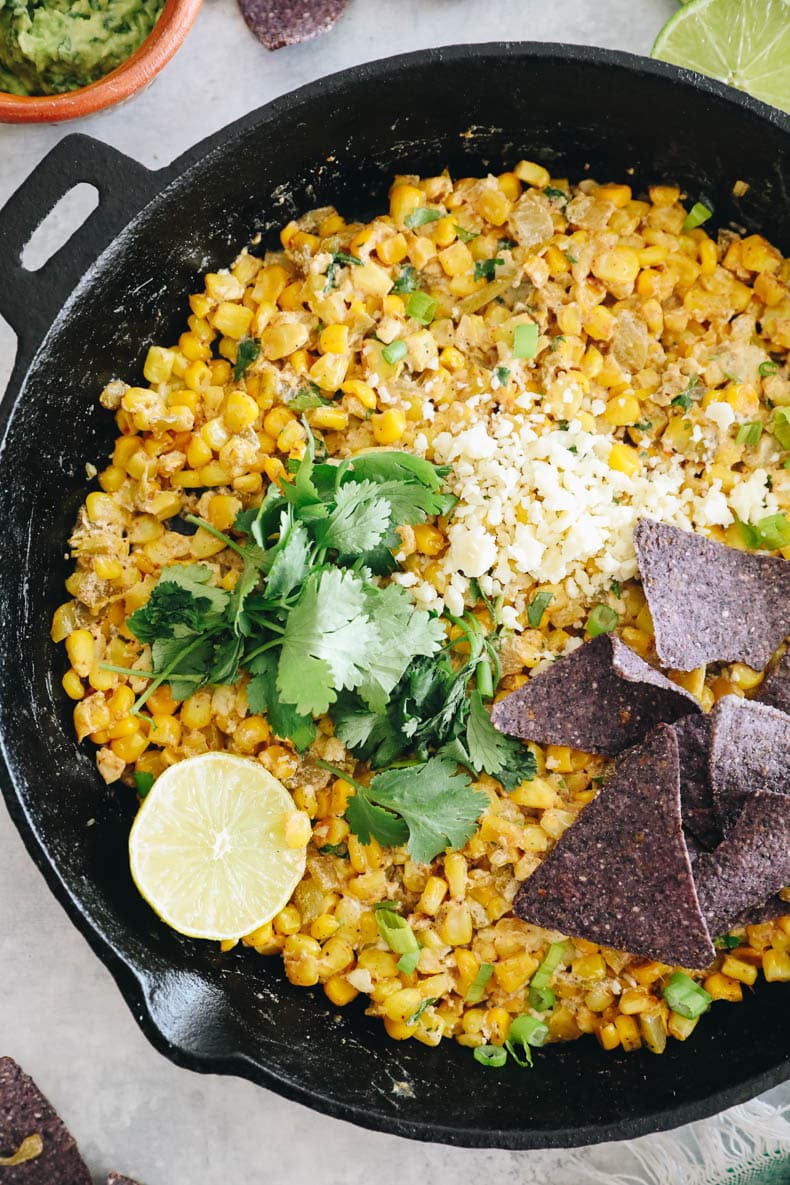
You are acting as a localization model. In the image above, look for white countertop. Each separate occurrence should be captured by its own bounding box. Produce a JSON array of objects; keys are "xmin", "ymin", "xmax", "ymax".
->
[{"xmin": 1, "ymin": 2, "xmax": 788, "ymax": 1182}]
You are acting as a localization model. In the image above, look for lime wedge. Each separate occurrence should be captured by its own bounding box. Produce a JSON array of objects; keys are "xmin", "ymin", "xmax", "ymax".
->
[
  {"xmin": 129, "ymin": 753, "xmax": 307, "ymax": 940},
  {"xmin": 652, "ymin": 0, "xmax": 790, "ymax": 113}
]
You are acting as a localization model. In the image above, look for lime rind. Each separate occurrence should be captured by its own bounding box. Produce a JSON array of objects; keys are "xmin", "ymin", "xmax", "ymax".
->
[{"xmin": 652, "ymin": 0, "xmax": 790, "ymax": 114}]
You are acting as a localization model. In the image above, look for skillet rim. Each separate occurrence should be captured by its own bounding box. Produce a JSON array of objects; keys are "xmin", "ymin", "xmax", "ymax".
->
[{"xmin": 1, "ymin": 40, "xmax": 789, "ymax": 1150}]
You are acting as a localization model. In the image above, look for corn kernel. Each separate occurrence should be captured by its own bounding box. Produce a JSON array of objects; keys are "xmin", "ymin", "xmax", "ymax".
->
[
  {"xmin": 703, "ymin": 972, "xmax": 743, "ymax": 1002},
  {"xmin": 514, "ymin": 159, "xmax": 550, "ymax": 188},
  {"xmin": 390, "ymin": 184, "xmax": 423, "ymax": 226},
  {"xmin": 223, "ymin": 390, "xmax": 259, "ymax": 433},
  {"xmin": 604, "ymin": 394, "xmax": 641, "ymax": 426},
  {"xmin": 608, "ymin": 442, "xmax": 642, "ymax": 477},
  {"xmin": 372, "ymin": 407, "xmax": 407, "ymax": 444},
  {"xmin": 324, "ymin": 976, "xmax": 359, "ymax": 1007},
  {"xmin": 763, "ymin": 948, "xmax": 790, "ymax": 982},
  {"xmin": 66, "ymin": 629, "xmax": 95, "ymax": 677},
  {"xmin": 285, "ymin": 810, "xmax": 311, "ymax": 849},
  {"xmin": 319, "ymin": 323, "xmax": 349, "ymax": 354},
  {"xmin": 62, "ymin": 669, "xmax": 84, "ymax": 700},
  {"xmin": 439, "ymin": 240, "xmax": 474, "ymax": 277},
  {"xmin": 474, "ymin": 186, "xmax": 512, "ymax": 227}
]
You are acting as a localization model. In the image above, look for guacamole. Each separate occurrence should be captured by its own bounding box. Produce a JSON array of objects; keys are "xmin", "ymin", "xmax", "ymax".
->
[{"xmin": 0, "ymin": 0, "xmax": 164, "ymax": 96}]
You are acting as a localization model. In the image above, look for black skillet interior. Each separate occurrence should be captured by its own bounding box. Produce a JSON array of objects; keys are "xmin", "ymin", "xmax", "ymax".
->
[{"xmin": 0, "ymin": 45, "xmax": 789, "ymax": 1149}]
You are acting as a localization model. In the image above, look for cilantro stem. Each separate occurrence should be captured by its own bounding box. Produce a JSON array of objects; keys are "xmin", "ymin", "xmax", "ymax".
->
[
  {"xmin": 99, "ymin": 661, "xmax": 204, "ymax": 684},
  {"xmin": 314, "ymin": 759, "xmax": 368, "ymax": 794},
  {"xmin": 242, "ymin": 636, "xmax": 284, "ymax": 665},
  {"xmin": 184, "ymin": 515, "xmax": 249, "ymax": 558},
  {"xmin": 132, "ymin": 633, "xmax": 212, "ymax": 714}
]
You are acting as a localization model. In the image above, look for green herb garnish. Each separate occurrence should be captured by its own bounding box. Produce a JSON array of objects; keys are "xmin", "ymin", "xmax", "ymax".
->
[
  {"xmin": 473, "ymin": 1044, "xmax": 507, "ymax": 1067},
  {"xmin": 513, "ymin": 322, "xmax": 539, "ymax": 360},
  {"xmin": 610, "ymin": 580, "xmax": 622, "ymax": 598},
  {"xmin": 527, "ymin": 591, "xmax": 553, "ymax": 628},
  {"xmin": 474, "ymin": 257, "xmax": 504, "ymax": 282},
  {"xmin": 406, "ymin": 291, "xmax": 438, "ymax": 325},
  {"xmin": 406, "ymin": 997, "xmax": 436, "ymax": 1026},
  {"xmin": 682, "ymin": 202, "xmax": 713, "ymax": 231},
  {"xmin": 404, "ymin": 207, "xmax": 443, "ymax": 230},
  {"xmin": 382, "ymin": 339, "xmax": 408, "ymax": 365},
  {"xmin": 493, "ymin": 366, "xmax": 510, "ymax": 386},
  {"xmin": 544, "ymin": 186, "xmax": 569, "ymax": 207},
  {"xmin": 233, "ymin": 336, "xmax": 260, "ymax": 381},
  {"xmin": 527, "ymin": 941, "xmax": 567, "ymax": 1012},
  {"xmin": 324, "ymin": 250, "xmax": 362, "ymax": 292},
  {"xmin": 662, "ymin": 971, "xmax": 712, "ymax": 1019},
  {"xmin": 773, "ymin": 408, "xmax": 790, "ymax": 451},
  {"xmin": 713, "ymin": 934, "xmax": 743, "ymax": 951},
  {"xmin": 392, "ymin": 265, "xmax": 418, "ymax": 294},
  {"xmin": 633, "ymin": 420, "xmax": 652, "ymax": 431},
  {"xmin": 454, "ymin": 224, "xmax": 479, "ymax": 243},
  {"xmin": 134, "ymin": 771, "xmax": 154, "ymax": 798},
  {"xmin": 737, "ymin": 512, "xmax": 790, "ymax": 552},
  {"xmin": 505, "ymin": 1014, "xmax": 549, "ymax": 1067},
  {"xmin": 759, "ymin": 360, "xmax": 779, "ymax": 378},
  {"xmin": 375, "ymin": 906, "xmax": 421, "ymax": 958},
  {"xmin": 587, "ymin": 603, "xmax": 619, "ymax": 638},
  {"xmin": 288, "ymin": 383, "xmax": 330, "ymax": 411},
  {"xmin": 465, "ymin": 962, "xmax": 494, "ymax": 1004},
  {"xmin": 671, "ymin": 374, "xmax": 701, "ymax": 411},
  {"xmin": 319, "ymin": 842, "xmax": 349, "ymax": 858}
]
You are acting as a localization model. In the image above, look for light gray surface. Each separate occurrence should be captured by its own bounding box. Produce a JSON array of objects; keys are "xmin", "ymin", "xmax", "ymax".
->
[{"xmin": 1, "ymin": 2, "xmax": 788, "ymax": 1182}]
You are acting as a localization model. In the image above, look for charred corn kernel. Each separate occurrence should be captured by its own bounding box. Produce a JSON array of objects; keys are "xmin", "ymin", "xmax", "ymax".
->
[
  {"xmin": 319, "ymin": 323, "xmax": 349, "ymax": 355},
  {"xmin": 763, "ymin": 948, "xmax": 790, "ymax": 981},
  {"xmin": 509, "ymin": 778, "xmax": 556, "ymax": 808},
  {"xmin": 310, "ymin": 352, "xmax": 350, "ymax": 392},
  {"xmin": 62, "ymin": 669, "xmax": 84, "ymax": 700},
  {"xmin": 262, "ymin": 406, "xmax": 295, "ymax": 437},
  {"xmin": 754, "ymin": 272, "xmax": 786, "ymax": 306},
  {"xmin": 439, "ymin": 902, "xmax": 473, "ymax": 947},
  {"xmin": 496, "ymin": 172, "xmax": 521, "ymax": 201},
  {"xmin": 205, "ymin": 272, "xmax": 244, "ymax": 301},
  {"xmin": 390, "ymin": 184, "xmax": 423, "ymax": 225},
  {"xmin": 725, "ymin": 382, "xmax": 761, "ymax": 417},
  {"xmin": 284, "ymin": 934, "xmax": 321, "ymax": 961},
  {"xmin": 720, "ymin": 955, "xmax": 758, "ymax": 986},
  {"xmin": 486, "ymin": 1007, "xmax": 512, "ymax": 1045},
  {"xmin": 698, "ymin": 237, "xmax": 718, "ymax": 275},
  {"xmin": 703, "ymin": 971, "xmax": 743, "ymax": 1002},
  {"xmin": 632, "ymin": 961, "xmax": 670, "ymax": 987},
  {"xmin": 143, "ymin": 345, "xmax": 175, "ymax": 385},
  {"xmin": 514, "ymin": 159, "xmax": 550, "ymax": 188},
  {"xmin": 666, "ymin": 1011, "xmax": 699, "ymax": 1042},
  {"xmin": 614, "ymin": 1014, "xmax": 642, "ymax": 1052},
  {"xmin": 545, "ymin": 244, "xmax": 570, "ymax": 276},
  {"xmin": 729, "ymin": 663, "xmax": 763, "ymax": 691},
  {"xmin": 444, "ymin": 852, "xmax": 467, "ymax": 900},
  {"xmin": 263, "ymin": 321, "xmax": 309, "ymax": 361},
  {"xmin": 98, "ymin": 464, "xmax": 126, "ymax": 493},
  {"xmin": 439, "ymin": 346, "xmax": 465, "ymax": 371},
  {"xmin": 384, "ymin": 988, "xmax": 423, "ymax": 1023},
  {"xmin": 111, "ymin": 731, "xmax": 148, "ymax": 763},
  {"xmin": 263, "ymin": 457, "xmax": 286, "ymax": 483},
  {"xmin": 584, "ymin": 305, "xmax": 616, "ymax": 341},
  {"xmin": 201, "ymin": 416, "xmax": 231, "ymax": 452},
  {"xmin": 310, "ymin": 914, "xmax": 340, "ymax": 942},
  {"xmin": 149, "ymin": 714, "xmax": 181, "ymax": 749},
  {"xmin": 284, "ymin": 810, "xmax": 311, "ymax": 849},
  {"xmin": 474, "ymin": 186, "xmax": 512, "ymax": 226},
  {"xmin": 372, "ymin": 407, "xmax": 407, "ymax": 444},
  {"xmin": 354, "ymin": 261, "xmax": 394, "ymax": 298},
  {"xmin": 311, "ymin": 406, "xmax": 350, "ymax": 433},
  {"xmin": 324, "ymin": 976, "xmax": 358, "ymax": 1007},
  {"xmin": 741, "ymin": 234, "xmax": 782, "ymax": 274},
  {"xmin": 619, "ymin": 990, "xmax": 655, "ymax": 1015},
  {"xmin": 179, "ymin": 332, "xmax": 210, "ymax": 362},
  {"xmin": 182, "ymin": 360, "xmax": 210, "ymax": 393},
  {"xmin": 597, "ymin": 183, "xmax": 632, "ymax": 208},
  {"xmin": 254, "ymin": 264, "xmax": 291, "ymax": 303},
  {"xmin": 573, "ymin": 954, "xmax": 607, "ymax": 981},
  {"xmin": 384, "ymin": 1017, "xmax": 418, "ymax": 1040},
  {"xmin": 92, "ymin": 555, "xmax": 123, "ymax": 581},
  {"xmin": 51, "ymin": 602, "xmax": 80, "ymax": 643},
  {"xmin": 412, "ymin": 523, "xmax": 445, "ymax": 556},
  {"xmin": 285, "ymin": 955, "xmax": 319, "ymax": 987},
  {"xmin": 439, "ymin": 240, "xmax": 474, "ymax": 277},
  {"xmin": 637, "ymin": 245, "xmax": 668, "ymax": 267},
  {"xmin": 223, "ymin": 390, "xmax": 259, "ymax": 433},
  {"xmin": 608, "ymin": 442, "xmax": 642, "ymax": 477},
  {"xmin": 604, "ymin": 394, "xmax": 640, "ymax": 426},
  {"xmin": 210, "ymin": 302, "xmax": 253, "ymax": 339},
  {"xmin": 179, "ymin": 690, "xmax": 211, "ymax": 730},
  {"xmin": 414, "ymin": 876, "xmax": 446, "ymax": 917},
  {"xmin": 430, "ymin": 214, "xmax": 458, "ymax": 247},
  {"xmin": 649, "ymin": 184, "xmax": 680, "ymax": 207},
  {"xmin": 597, "ymin": 1022, "xmax": 620, "ymax": 1051},
  {"xmin": 196, "ymin": 462, "xmax": 232, "ymax": 488},
  {"xmin": 108, "ymin": 685, "xmax": 135, "ymax": 718},
  {"xmin": 277, "ymin": 419, "xmax": 306, "ymax": 453},
  {"xmin": 494, "ymin": 953, "xmax": 539, "ymax": 994},
  {"xmin": 204, "ymin": 493, "xmax": 240, "ymax": 532},
  {"xmin": 592, "ymin": 246, "xmax": 640, "ymax": 292},
  {"xmin": 341, "ymin": 378, "xmax": 377, "ymax": 409},
  {"xmin": 107, "ymin": 716, "xmax": 140, "ymax": 740},
  {"xmin": 377, "ymin": 232, "xmax": 408, "ymax": 265},
  {"xmin": 86, "ymin": 492, "xmax": 124, "ymax": 524},
  {"xmin": 290, "ymin": 230, "xmax": 319, "ymax": 255},
  {"xmin": 545, "ymin": 745, "xmax": 574, "ymax": 773},
  {"xmin": 359, "ymin": 948, "xmax": 399, "ymax": 978},
  {"xmin": 274, "ymin": 905, "xmax": 301, "ymax": 936},
  {"xmin": 66, "ymin": 630, "xmax": 95, "ymax": 677}
]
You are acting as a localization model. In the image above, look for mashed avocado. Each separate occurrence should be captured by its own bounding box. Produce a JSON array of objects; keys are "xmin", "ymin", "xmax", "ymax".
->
[{"xmin": 0, "ymin": 0, "xmax": 164, "ymax": 96}]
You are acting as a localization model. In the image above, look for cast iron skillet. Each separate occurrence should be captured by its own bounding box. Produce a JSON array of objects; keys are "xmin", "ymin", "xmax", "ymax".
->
[{"xmin": 0, "ymin": 44, "xmax": 789, "ymax": 1150}]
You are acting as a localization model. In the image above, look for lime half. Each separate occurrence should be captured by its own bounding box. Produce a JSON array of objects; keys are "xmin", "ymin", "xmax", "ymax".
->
[
  {"xmin": 129, "ymin": 752, "xmax": 307, "ymax": 941},
  {"xmin": 652, "ymin": 0, "xmax": 790, "ymax": 114}
]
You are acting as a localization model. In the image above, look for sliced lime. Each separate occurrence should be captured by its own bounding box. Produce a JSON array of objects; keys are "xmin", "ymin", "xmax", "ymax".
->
[{"xmin": 652, "ymin": 0, "xmax": 790, "ymax": 114}]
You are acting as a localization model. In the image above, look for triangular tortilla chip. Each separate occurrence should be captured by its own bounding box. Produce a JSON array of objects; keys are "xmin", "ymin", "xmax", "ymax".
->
[
  {"xmin": 491, "ymin": 633, "xmax": 699, "ymax": 755},
  {"xmin": 709, "ymin": 696, "xmax": 790, "ymax": 833},
  {"xmin": 757, "ymin": 647, "xmax": 790, "ymax": 716},
  {"xmin": 693, "ymin": 790, "xmax": 790, "ymax": 936},
  {"xmin": 0, "ymin": 1058, "xmax": 91, "ymax": 1185},
  {"xmin": 634, "ymin": 519, "xmax": 790, "ymax": 672},
  {"xmin": 514, "ymin": 725, "xmax": 715, "ymax": 967},
  {"xmin": 673, "ymin": 714, "xmax": 721, "ymax": 850}
]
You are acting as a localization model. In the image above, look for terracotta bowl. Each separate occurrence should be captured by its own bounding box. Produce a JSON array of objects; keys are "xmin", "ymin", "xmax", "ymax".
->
[{"xmin": 0, "ymin": 0, "xmax": 202, "ymax": 124}]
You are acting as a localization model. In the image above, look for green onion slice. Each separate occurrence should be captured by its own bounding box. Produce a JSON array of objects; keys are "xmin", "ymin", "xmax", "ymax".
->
[
  {"xmin": 662, "ymin": 971, "xmax": 712, "ymax": 1019},
  {"xmin": 682, "ymin": 202, "xmax": 713, "ymax": 231},
  {"xmin": 465, "ymin": 962, "xmax": 494, "ymax": 1004},
  {"xmin": 755, "ymin": 513, "xmax": 790, "ymax": 551},
  {"xmin": 587, "ymin": 603, "xmax": 619, "ymax": 638},
  {"xmin": 473, "ymin": 1044, "xmax": 507, "ymax": 1067},
  {"xmin": 381, "ymin": 338, "xmax": 408, "ymax": 365},
  {"xmin": 397, "ymin": 950, "xmax": 420, "ymax": 976},
  {"xmin": 773, "ymin": 408, "xmax": 790, "ymax": 451},
  {"xmin": 759, "ymin": 360, "xmax": 779, "ymax": 378},
  {"xmin": 375, "ymin": 907, "xmax": 420, "ymax": 958},
  {"xmin": 513, "ymin": 322, "xmax": 539, "ymax": 360},
  {"xmin": 505, "ymin": 1014, "xmax": 549, "ymax": 1067},
  {"xmin": 527, "ymin": 591, "xmax": 553, "ymax": 629},
  {"xmin": 406, "ymin": 291, "xmax": 438, "ymax": 325},
  {"xmin": 736, "ymin": 422, "xmax": 763, "ymax": 447},
  {"xmin": 134, "ymin": 771, "xmax": 154, "ymax": 798}
]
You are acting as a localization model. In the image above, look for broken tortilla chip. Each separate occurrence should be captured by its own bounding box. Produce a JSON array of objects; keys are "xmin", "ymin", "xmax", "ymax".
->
[
  {"xmin": 673, "ymin": 714, "xmax": 721, "ymax": 850},
  {"xmin": 491, "ymin": 633, "xmax": 700, "ymax": 755},
  {"xmin": 693, "ymin": 790, "xmax": 790, "ymax": 936},
  {"xmin": 514, "ymin": 725, "xmax": 715, "ymax": 968},
  {"xmin": 633, "ymin": 518, "xmax": 790, "ymax": 672},
  {"xmin": 238, "ymin": 0, "xmax": 348, "ymax": 49},
  {"xmin": 757, "ymin": 647, "xmax": 790, "ymax": 716},
  {"xmin": 709, "ymin": 695, "xmax": 790, "ymax": 833},
  {"xmin": 0, "ymin": 1058, "xmax": 91, "ymax": 1184}
]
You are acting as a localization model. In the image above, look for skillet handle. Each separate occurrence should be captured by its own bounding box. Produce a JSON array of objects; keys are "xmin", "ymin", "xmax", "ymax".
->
[{"xmin": 0, "ymin": 133, "xmax": 156, "ymax": 361}]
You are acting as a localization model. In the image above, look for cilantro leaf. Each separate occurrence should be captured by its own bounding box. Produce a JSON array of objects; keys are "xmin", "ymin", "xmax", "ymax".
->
[
  {"xmin": 288, "ymin": 383, "xmax": 329, "ymax": 411},
  {"xmin": 246, "ymin": 652, "xmax": 316, "ymax": 751},
  {"xmin": 265, "ymin": 512, "xmax": 312, "ymax": 601},
  {"xmin": 392, "ymin": 265, "xmax": 418, "ymax": 294},
  {"xmin": 344, "ymin": 451, "xmax": 449, "ymax": 491},
  {"xmin": 359, "ymin": 478, "xmax": 457, "ymax": 525},
  {"xmin": 127, "ymin": 565, "xmax": 228, "ymax": 644},
  {"xmin": 671, "ymin": 374, "xmax": 701, "ymax": 411},
  {"xmin": 234, "ymin": 336, "xmax": 260, "ymax": 381},
  {"xmin": 276, "ymin": 569, "xmax": 375, "ymax": 715},
  {"xmin": 345, "ymin": 790, "xmax": 410, "ymax": 848},
  {"xmin": 313, "ymin": 479, "xmax": 391, "ymax": 557},
  {"xmin": 474, "ymin": 257, "xmax": 503, "ymax": 282},
  {"xmin": 356, "ymin": 756, "xmax": 485, "ymax": 864},
  {"xmin": 355, "ymin": 583, "xmax": 444, "ymax": 713},
  {"xmin": 465, "ymin": 691, "xmax": 537, "ymax": 789}
]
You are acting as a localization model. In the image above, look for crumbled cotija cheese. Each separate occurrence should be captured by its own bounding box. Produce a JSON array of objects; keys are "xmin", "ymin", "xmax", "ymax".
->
[{"xmin": 417, "ymin": 402, "xmax": 737, "ymax": 625}]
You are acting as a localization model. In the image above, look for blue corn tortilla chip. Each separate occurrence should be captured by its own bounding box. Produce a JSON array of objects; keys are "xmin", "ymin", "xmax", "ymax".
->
[
  {"xmin": 757, "ymin": 647, "xmax": 790, "ymax": 716},
  {"xmin": 633, "ymin": 518, "xmax": 790, "ymax": 672},
  {"xmin": 0, "ymin": 1058, "xmax": 91, "ymax": 1184},
  {"xmin": 673, "ymin": 714, "xmax": 721, "ymax": 851},
  {"xmin": 514, "ymin": 725, "xmax": 715, "ymax": 968},
  {"xmin": 709, "ymin": 695, "xmax": 790, "ymax": 833},
  {"xmin": 692, "ymin": 790, "xmax": 790, "ymax": 936},
  {"xmin": 491, "ymin": 633, "xmax": 700, "ymax": 755},
  {"xmin": 238, "ymin": 0, "xmax": 348, "ymax": 49}
]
